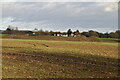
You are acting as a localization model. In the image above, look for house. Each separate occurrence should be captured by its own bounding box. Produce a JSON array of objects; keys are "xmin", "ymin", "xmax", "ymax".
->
[
  {"xmin": 53, "ymin": 32, "xmax": 62, "ymax": 36},
  {"xmin": 73, "ymin": 31, "xmax": 81, "ymax": 37},
  {"xmin": 61, "ymin": 32, "xmax": 68, "ymax": 37},
  {"xmin": 53, "ymin": 32, "xmax": 81, "ymax": 37}
]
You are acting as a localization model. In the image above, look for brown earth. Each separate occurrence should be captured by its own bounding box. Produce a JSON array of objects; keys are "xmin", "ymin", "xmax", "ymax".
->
[{"xmin": 2, "ymin": 39, "xmax": 119, "ymax": 78}]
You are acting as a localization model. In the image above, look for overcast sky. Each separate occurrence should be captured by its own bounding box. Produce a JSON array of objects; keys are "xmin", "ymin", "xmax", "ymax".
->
[{"xmin": 0, "ymin": 2, "xmax": 118, "ymax": 32}]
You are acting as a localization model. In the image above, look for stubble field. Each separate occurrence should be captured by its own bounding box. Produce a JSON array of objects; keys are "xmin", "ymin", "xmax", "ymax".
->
[{"xmin": 1, "ymin": 38, "xmax": 119, "ymax": 78}]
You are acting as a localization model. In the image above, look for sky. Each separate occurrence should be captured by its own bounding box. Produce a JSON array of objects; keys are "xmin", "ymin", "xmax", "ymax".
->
[{"xmin": 0, "ymin": 2, "xmax": 118, "ymax": 33}]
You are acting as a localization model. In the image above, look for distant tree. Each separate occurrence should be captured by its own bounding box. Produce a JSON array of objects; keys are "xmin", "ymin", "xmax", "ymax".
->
[
  {"xmin": 49, "ymin": 30, "xmax": 54, "ymax": 36},
  {"xmin": 34, "ymin": 28, "xmax": 38, "ymax": 32},
  {"xmin": 67, "ymin": 29, "xmax": 72, "ymax": 37},
  {"xmin": 89, "ymin": 30, "xmax": 99, "ymax": 37},
  {"xmin": 73, "ymin": 30, "xmax": 80, "ymax": 36},
  {"xmin": 104, "ymin": 33, "xmax": 111, "ymax": 38},
  {"xmin": 109, "ymin": 32, "xmax": 119, "ymax": 38},
  {"xmin": 6, "ymin": 25, "xmax": 12, "ymax": 31},
  {"xmin": 81, "ymin": 32, "xmax": 90, "ymax": 37},
  {"xmin": 98, "ymin": 33, "xmax": 104, "ymax": 38},
  {"xmin": 6, "ymin": 28, "xmax": 11, "ymax": 31},
  {"xmin": 76, "ymin": 30, "xmax": 79, "ymax": 33},
  {"xmin": 115, "ymin": 30, "xmax": 120, "ymax": 38},
  {"xmin": 50, "ymin": 30, "xmax": 53, "ymax": 32},
  {"xmin": 6, "ymin": 25, "xmax": 18, "ymax": 31},
  {"xmin": 39, "ymin": 29, "xmax": 44, "ymax": 32},
  {"xmin": 5, "ymin": 25, "xmax": 12, "ymax": 34},
  {"xmin": 116, "ymin": 30, "xmax": 120, "ymax": 34}
]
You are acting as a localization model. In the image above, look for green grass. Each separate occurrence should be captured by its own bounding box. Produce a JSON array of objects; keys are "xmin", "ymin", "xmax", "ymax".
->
[
  {"xmin": 0, "ymin": 34, "xmax": 8, "ymax": 36},
  {"xmin": 1, "ymin": 38, "xmax": 119, "ymax": 46},
  {"xmin": 100, "ymin": 38, "xmax": 120, "ymax": 41}
]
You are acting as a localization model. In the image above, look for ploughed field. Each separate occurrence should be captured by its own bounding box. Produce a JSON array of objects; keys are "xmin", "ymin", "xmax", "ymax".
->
[{"xmin": 1, "ymin": 38, "xmax": 119, "ymax": 78}]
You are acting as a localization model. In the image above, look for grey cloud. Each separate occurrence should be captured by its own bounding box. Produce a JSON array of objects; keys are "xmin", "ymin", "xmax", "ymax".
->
[{"xmin": 1, "ymin": 2, "xmax": 118, "ymax": 32}]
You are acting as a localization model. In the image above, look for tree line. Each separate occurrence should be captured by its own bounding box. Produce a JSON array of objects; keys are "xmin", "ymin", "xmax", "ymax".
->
[{"xmin": 3, "ymin": 25, "xmax": 120, "ymax": 39}]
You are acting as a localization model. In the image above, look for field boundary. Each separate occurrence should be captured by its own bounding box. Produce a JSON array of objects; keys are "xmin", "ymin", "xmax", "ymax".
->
[{"xmin": 1, "ymin": 38, "xmax": 119, "ymax": 46}]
